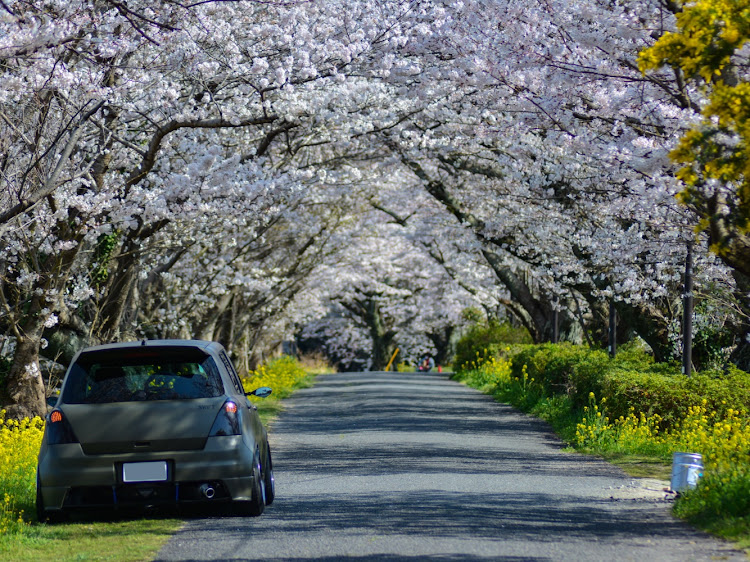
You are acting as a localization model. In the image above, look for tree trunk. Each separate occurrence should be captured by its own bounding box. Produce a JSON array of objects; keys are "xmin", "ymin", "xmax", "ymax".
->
[
  {"xmin": 214, "ymin": 294, "xmax": 238, "ymax": 354},
  {"xmin": 5, "ymin": 323, "xmax": 48, "ymax": 420},
  {"xmin": 730, "ymin": 269, "xmax": 750, "ymax": 372},
  {"xmin": 707, "ymin": 203, "xmax": 750, "ymax": 370},
  {"xmin": 196, "ymin": 291, "xmax": 235, "ymax": 342},
  {"xmin": 482, "ymin": 250, "xmax": 576, "ymax": 343},
  {"xmin": 615, "ymin": 301, "xmax": 674, "ymax": 362},
  {"xmin": 365, "ymin": 300, "xmax": 397, "ymax": 371},
  {"xmin": 94, "ymin": 221, "xmax": 170, "ymax": 342},
  {"xmin": 427, "ymin": 325, "xmax": 454, "ymax": 368},
  {"xmin": 341, "ymin": 296, "xmax": 397, "ymax": 371},
  {"xmin": 370, "ymin": 330, "xmax": 397, "ymax": 371},
  {"xmin": 95, "ymin": 251, "xmax": 140, "ymax": 342},
  {"xmin": 3, "ymin": 220, "xmax": 85, "ymax": 418}
]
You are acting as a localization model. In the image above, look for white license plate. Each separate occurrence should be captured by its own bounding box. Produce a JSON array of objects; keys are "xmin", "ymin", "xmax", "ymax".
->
[{"xmin": 122, "ymin": 461, "xmax": 168, "ymax": 483}]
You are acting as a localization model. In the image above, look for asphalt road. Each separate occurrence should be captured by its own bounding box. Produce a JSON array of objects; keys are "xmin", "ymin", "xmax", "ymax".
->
[{"xmin": 156, "ymin": 371, "xmax": 745, "ymax": 561}]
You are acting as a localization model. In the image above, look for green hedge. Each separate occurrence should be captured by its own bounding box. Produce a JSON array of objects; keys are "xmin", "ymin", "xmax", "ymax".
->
[
  {"xmin": 510, "ymin": 343, "xmax": 610, "ymax": 396},
  {"xmin": 502, "ymin": 343, "xmax": 750, "ymax": 429},
  {"xmin": 453, "ymin": 320, "xmax": 532, "ymax": 372},
  {"xmin": 598, "ymin": 365, "xmax": 750, "ymax": 427}
]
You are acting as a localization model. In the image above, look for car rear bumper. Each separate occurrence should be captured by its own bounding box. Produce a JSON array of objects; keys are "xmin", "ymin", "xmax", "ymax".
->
[{"xmin": 37, "ymin": 436, "xmax": 258, "ymax": 511}]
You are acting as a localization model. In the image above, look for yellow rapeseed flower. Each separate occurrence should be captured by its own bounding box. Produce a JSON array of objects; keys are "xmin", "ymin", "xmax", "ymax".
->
[{"xmin": 0, "ymin": 412, "xmax": 44, "ymax": 532}]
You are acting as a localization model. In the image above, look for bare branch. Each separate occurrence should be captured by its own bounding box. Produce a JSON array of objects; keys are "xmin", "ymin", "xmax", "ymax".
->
[{"xmin": 0, "ymin": 100, "xmax": 105, "ymax": 226}]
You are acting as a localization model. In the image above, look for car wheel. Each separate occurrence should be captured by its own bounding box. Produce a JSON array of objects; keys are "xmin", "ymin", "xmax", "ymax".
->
[
  {"xmin": 233, "ymin": 449, "xmax": 265, "ymax": 517},
  {"xmin": 263, "ymin": 443, "xmax": 275, "ymax": 506}
]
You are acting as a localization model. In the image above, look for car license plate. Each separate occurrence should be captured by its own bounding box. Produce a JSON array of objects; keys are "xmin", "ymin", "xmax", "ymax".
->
[{"xmin": 122, "ymin": 461, "xmax": 168, "ymax": 483}]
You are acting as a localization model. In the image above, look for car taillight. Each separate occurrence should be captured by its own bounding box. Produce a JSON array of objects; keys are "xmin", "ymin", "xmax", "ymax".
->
[
  {"xmin": 46, "ymin": 409, "xmax": 79, "ymax": 444},
  {"xmin": 208, "ymin": 401, "xmax": 242, "ymax": 436}
]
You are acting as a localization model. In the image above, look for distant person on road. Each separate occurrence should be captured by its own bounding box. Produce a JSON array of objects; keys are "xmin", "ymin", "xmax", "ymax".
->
[{"xmin": 418, "ymin": 355, "xmax": 435, "ymax": 372}]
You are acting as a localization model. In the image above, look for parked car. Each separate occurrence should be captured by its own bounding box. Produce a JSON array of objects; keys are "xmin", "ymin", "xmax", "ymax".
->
[{"xmin": 36, "ymin": 339, "xmax": 275, "ymax": 521}]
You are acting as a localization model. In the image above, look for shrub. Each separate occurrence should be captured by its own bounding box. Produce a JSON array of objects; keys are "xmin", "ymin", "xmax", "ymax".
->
[
  {"xmin": 453, "ymin": 320, "xmax": 531, "ymax": 371},
  {"xmin": 241, "ymin": 355, "xmax": 310, "ymax": 400},
  {"xmin": 511, "ymin": 343, "xmax": 610, "ymax": 396},
  {"xmin": 596, "ymin": 367, "xmax": 750, "ymax": 429},
  {"xmin": 500, "ymin": 344, "xmax": 750, "ymax": 429},
  {"xmin": 453, "ymin": 355, "xmax": 512, "ymax": 391},
  {"xmin": 674, "ymin": 468, "xmax": 750, "ymax": 536},
  {"xmin": 0, "ymin": 411, "xmax": 44, "ymax": 531}
]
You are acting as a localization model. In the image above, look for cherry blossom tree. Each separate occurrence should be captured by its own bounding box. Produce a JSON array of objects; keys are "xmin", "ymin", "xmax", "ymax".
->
[
  {"xmin": 2, "ymin": 0, "xmax": 749, "ymax": 418},
  {"xmin": 298, "ymin": 221, "xmax": 477, "ymax": 371},
  {"xmin": 367, "ymin": 0, "xmax": 745, "ymax": 364},
  {"xmin": 1, "ymin": 0, "xmax": 463, "ymax": 415}
]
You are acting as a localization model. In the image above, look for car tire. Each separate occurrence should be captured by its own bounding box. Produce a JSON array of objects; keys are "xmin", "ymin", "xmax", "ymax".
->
[
  {"xmin": 233, "ymin": 449, "xmax": 265, "ymax": 517},
  {"xmin": 263, "ymin": 443, "xmax": 275, "ymax": 506}
]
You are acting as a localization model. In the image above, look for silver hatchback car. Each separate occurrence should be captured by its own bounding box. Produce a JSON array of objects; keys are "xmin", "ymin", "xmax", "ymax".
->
[{"xmin": 36, "ymin": 339, "xmax": 275, "ymax": 521}]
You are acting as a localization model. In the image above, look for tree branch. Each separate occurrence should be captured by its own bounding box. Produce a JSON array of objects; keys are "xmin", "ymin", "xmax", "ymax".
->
[{"xmin": 125, "ymin": 114, "xmax": 278, "ymax": 190}]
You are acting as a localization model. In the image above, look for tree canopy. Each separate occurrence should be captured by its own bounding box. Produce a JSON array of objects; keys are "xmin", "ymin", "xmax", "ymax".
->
[
  {"xmin": 1, "ymin": 0, "xmax": 749, "ymax": 418},
  {"xmin": 640, "ymin": 0, "xmax": 750, "ymax": 269}
]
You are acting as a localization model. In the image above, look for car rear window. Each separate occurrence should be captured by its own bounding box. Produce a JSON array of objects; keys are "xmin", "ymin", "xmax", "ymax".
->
[{"xmin": 61, "ymin": 347, "xmax": 225, "ymax": 404}]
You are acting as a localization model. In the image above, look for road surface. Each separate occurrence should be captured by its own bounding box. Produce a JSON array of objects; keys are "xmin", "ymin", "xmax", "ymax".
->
[{"xmin": 156, "ymin": 371, "xmax": 744, "ymax": 561}]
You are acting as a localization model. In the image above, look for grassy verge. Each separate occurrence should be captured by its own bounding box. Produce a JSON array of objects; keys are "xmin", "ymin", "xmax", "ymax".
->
[
  {"xmin": 0, "ymin": 354, "xmax": 326, "ymax": 561},
  {"xmin": 452, "ymin": 347, "xmax": 750, "ymax": 551},
  {"xmin": 242, "ymin": 355, "xmax": 317, "ymax": 426},
  {"xmin": 1, "ymin": 517, "xmax": 182, "ymax": 562}
]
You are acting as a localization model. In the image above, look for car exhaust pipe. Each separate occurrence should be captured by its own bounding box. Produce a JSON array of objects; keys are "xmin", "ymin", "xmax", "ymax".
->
[{"xmin": 199, "ymin": 483, "xmax": 216, "ymax": 499}]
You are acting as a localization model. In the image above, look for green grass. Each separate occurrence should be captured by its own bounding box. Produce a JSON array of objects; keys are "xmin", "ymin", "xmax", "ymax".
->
[
  {"xmin": 255, "ymin": 397, "xmax": 286, "ymax": 427},
  {"xmin": 254, "ymin": 373, "xmax": 316, "ymax": 428},
  {"xmin": 1, "ymin": 517, "xmax": 183, "ymax": 561},
  {"xmin": 673, "ymin": 469, "xmax": 750, "ymax": 550},
  {"xmin": 597, "ymin": 452, "xmax": 672, "ymax": 480}
]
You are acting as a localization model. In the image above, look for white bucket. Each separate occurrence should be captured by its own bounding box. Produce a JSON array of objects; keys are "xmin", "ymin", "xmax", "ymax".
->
[{"xmin": 670, "ymin": 452, "xmax": 704, "ymax": 493}]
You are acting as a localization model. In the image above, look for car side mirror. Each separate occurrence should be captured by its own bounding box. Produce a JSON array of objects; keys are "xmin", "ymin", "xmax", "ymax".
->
[{"xmin": 246, "ymin": 386, "xmax": 272, "ymax": 399}]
